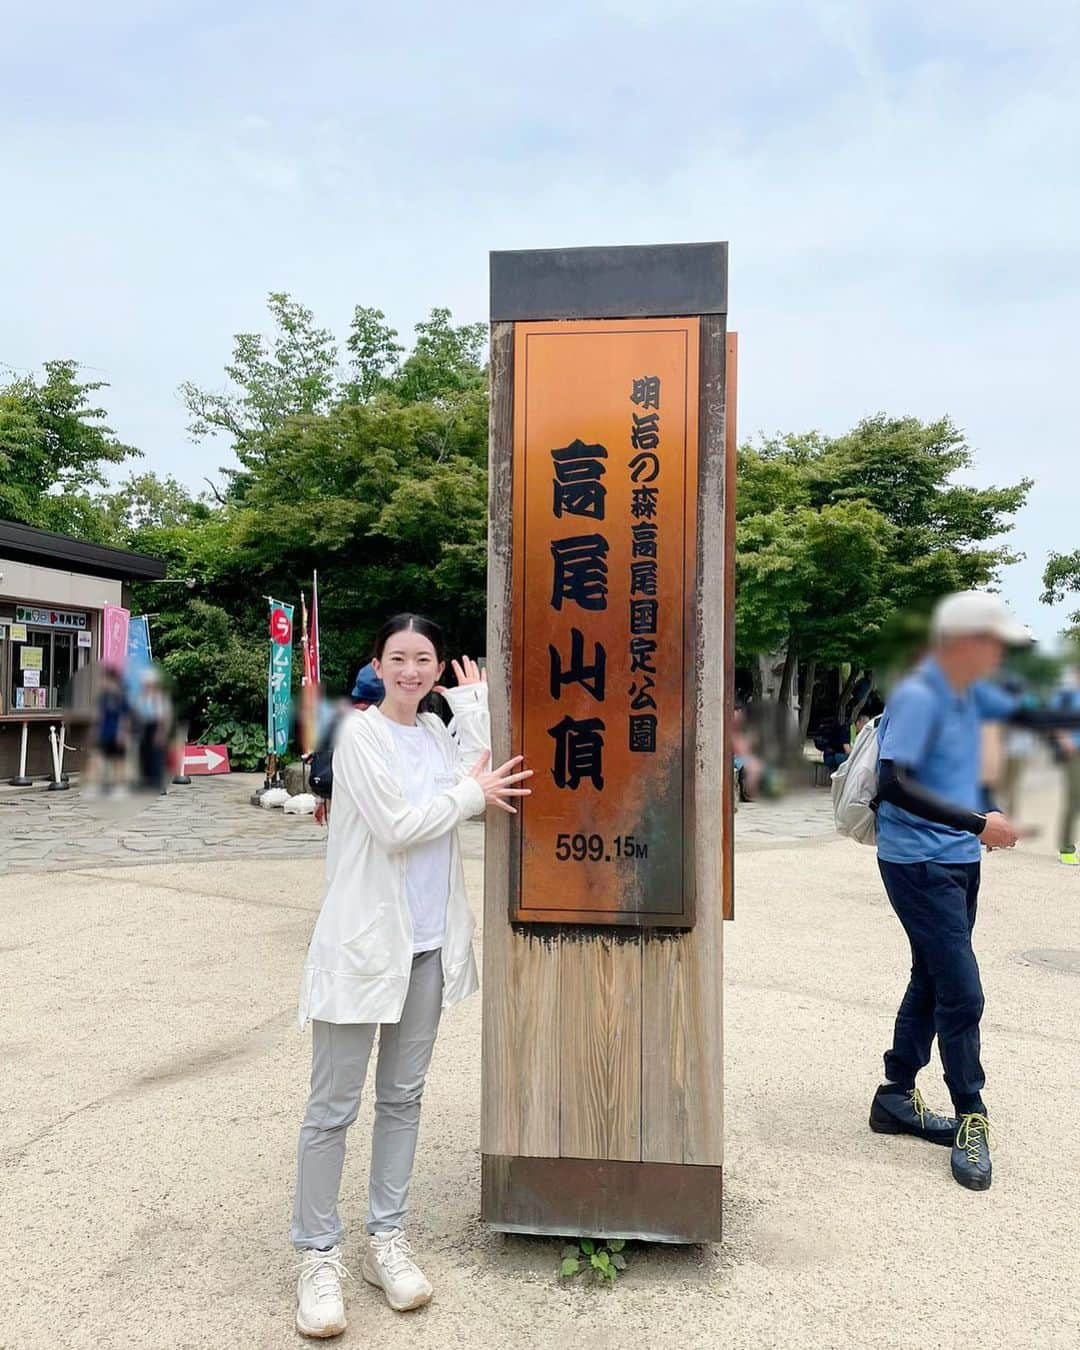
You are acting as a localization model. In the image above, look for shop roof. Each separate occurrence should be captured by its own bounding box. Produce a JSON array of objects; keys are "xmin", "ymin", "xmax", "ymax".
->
[{"xmin": 0, "ymin": 519, "xmax": 167, "ymax": 583}]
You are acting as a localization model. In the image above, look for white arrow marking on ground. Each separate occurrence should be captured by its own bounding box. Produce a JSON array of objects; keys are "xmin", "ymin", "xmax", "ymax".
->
[{"xmin": 183, "ymin": 747, "xmax": 226, "ymax": 771}]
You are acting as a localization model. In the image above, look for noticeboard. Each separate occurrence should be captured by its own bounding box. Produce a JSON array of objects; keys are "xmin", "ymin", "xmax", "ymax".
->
[{"xmin": 510, "ymin": 317, "xmax": 699, "ymax": 927}]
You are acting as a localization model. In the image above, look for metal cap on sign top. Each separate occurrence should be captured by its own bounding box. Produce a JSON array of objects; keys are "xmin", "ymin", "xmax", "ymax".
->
[{"xmin": 490, "ymin": 242, "xmax": 728, "ymax": 321}]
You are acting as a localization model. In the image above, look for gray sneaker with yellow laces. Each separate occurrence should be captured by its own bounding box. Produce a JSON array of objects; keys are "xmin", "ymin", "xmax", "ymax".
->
[
  {"xmin": 951, "ymin": 1113, "xmax": 993, "ymax": 1191},
  {"xmin": 869, "ymin": 1084, "xmax": 957, "ymax": 1147}
]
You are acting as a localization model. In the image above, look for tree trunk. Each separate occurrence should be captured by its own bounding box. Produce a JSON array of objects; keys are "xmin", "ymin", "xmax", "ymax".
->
[
  {"xmin": 798, "ymin": 659, "xmax": 818, "ymax": 738},
  {"xmin": 778, "ymin": 641, "xmax": 798, "ymax": 709},
  {"xmin": 756, "ymin": 648, "xmax": 786, "ymax": 701},
  {"xmin": 837, "ymin": 666, "xmax": 862, "ymax": 721}
]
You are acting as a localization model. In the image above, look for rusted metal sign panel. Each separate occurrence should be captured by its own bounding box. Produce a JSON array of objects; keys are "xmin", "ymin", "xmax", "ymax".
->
[{"xmin": 510, "ymin": 318, "xmax": 700, "ymax": 926}]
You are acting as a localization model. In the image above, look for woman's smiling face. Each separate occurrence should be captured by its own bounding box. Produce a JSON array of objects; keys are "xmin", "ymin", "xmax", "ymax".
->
[{"xmin": 373, "ymin": 628, "xmax": 444, "ymax": 705}]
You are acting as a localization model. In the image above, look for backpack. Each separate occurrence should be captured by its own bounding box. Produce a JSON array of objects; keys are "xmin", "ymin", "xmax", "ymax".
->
[
  {"xmin": 830, "ymin": 715, "xmax": 883, "ymax": 845},
  {"xmin": 832, "ymin": 673, "xmax": 941, "ymax": 845}
]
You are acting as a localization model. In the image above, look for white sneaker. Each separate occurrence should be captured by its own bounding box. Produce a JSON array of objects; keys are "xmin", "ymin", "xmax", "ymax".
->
[
  {"xmin": 362, "ymin": 1229, "xmax": 433, "ymax": 1311},
  {"xmin": 296, "ymin": 1245, "xmax": 350, "ymax": 1339}
]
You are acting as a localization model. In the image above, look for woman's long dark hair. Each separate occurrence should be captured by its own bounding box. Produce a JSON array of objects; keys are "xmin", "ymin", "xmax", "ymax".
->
[
  {"xmin": 372, "ymin": 613, "xmax": 450, "ymax": 721},
  {"xmin": 372, "ymin": 613, "xmax": 446, "ymax": 664}
]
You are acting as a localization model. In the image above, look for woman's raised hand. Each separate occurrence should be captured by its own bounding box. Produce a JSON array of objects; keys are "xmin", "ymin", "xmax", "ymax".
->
[
  {"xmin": 436, "ymin": 655, "xmax": 485, "ymax": 693},
  {"xmin": 469, "ymin": 752, "xmax": 533, "ymax": 814}
]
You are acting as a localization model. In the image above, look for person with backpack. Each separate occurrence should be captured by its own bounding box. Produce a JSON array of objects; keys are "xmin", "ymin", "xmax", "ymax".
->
[
  {"xmin": 854, "ymin": 593, "xmax": 1047, "ymax": 1191},
  {"xmin": 291, "ymin": 614, "xmax": 532, "ymax": 1339},
  {"xmin": 308, "ymin": 664, "xmax": 385, "ymax": 824}
]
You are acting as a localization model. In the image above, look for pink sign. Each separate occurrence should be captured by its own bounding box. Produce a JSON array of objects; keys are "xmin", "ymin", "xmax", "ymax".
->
[{"xmin": 102, "ymin": 604, "xmax": 130, "ymax": 672}]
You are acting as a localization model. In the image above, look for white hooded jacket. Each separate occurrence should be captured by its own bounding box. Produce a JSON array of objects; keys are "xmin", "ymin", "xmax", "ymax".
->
[{"xmin": 297, "ymin": 682, "xmax": 489, "ymax": 1028}]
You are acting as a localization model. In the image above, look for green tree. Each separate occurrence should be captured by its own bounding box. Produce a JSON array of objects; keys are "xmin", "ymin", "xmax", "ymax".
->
[
  {"xmin": 391, "ymin": 308, "xmax": 487, "ymax": 404},
  {"xmin": 150, "ymin": 597, "xmax": 268, "ymax": 737},
  {"xmin": 736, "ymin": 415, "xmax": 1031, "ymax": 720},
  {"xmin": 178, "ymin": 292, "xmax": 339, "ymax": 471},
  {"xmin": 806, "ymin": 415, "xmax": 1029, "ymax": 597},
  {"xmin": 736, "ymin": 495, "xmax": 894, "ymax": 717},
  {"xmin": 0, "ymin": 360, "xmax": 139, "ymax": 535},
  {"xmin": 343, "ymin": 306, "xmax": 406, "ymax": 401},
  {"xmin": 214, "ymin": 394, "xmax": 490, "ymax": 666},
  {"xmin": 1041, "ymin": 550, "xmax": 1080, "ymax": 644},
  {"xmin": 144, "ymin": 300, "xmax": 490, "ymax": 760},
  {"xmin": 97, "ymin": 471, "xmax": 212, "ymax": 542}
]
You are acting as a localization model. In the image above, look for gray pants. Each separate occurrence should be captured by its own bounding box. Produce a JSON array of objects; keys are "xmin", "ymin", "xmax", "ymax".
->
[
  {"xmin": 1060, "ymin": 756, "xmax": 1080, "ymax": 854},
  {"xmin": 291, "ymin": 949, "xmax": 443, "ymax": 1250}
]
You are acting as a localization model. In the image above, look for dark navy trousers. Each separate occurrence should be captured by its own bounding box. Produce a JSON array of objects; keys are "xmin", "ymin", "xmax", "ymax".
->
[{"xmin": 878, "ymin": 859, "xmax": 986, "ymax": 1115}]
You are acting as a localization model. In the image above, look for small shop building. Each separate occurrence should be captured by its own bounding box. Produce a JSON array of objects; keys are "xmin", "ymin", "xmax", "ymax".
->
[{"xmin": 0, "ymin": 520, "xmax": 165, "ymax": 781}]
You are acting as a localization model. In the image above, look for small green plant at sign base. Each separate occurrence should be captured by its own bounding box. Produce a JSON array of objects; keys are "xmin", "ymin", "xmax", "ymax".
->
[
  {"xmin": 558, "ymin": 1237, "xmax": 628, "ymax": 1286},
  {"xmin": 198, "ymin": 712, "xmax": 265, "ymax": 772}
]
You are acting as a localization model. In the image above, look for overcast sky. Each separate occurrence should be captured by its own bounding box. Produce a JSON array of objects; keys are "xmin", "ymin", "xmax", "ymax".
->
[{"xmin": 2, "ymin": 1, "xmax": 1076, "ymax": 637}]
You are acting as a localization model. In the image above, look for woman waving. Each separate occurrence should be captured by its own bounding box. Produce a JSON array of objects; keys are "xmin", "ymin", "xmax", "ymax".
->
[{"xmin": 291, "ymin": 613, "xmax": 531, "ymax": 1338}]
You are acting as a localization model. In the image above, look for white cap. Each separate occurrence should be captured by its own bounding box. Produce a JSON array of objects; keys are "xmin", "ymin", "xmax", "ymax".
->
[{"xmin": 930, "ymin": 590, "xmax": 1031, "ymax": 645}]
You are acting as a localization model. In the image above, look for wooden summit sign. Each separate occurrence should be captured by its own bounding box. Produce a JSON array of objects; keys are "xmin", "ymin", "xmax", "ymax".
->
[
  {"xmin": 512, "ymin": 318, "xmax": 699, "ymax": 925},
  {"xmin": 482, "ymin": 243, "xmax": 733, "ymax": 1244}
]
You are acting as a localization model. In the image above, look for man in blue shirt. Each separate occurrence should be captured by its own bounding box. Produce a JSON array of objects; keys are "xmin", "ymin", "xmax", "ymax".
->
[{"xmin": 869, "ymin": 590, "xmax": 1031, "ymax": 1193}]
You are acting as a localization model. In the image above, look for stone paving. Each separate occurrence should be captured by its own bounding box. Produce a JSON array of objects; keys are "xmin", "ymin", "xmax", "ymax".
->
[
  {"xmin": 2, "ymin": 755, "xmax": 1068, "ymax": 878},
  {"xmin": 0, "ymin": 772, "xmax": 838, "ymax": 875},
  {"xmin": 0, "ymin": 773, "xmax": 327, "ymax": 875},
  {"xmin": 732, "ymin": 788, "xmax": 836, "ymax": 849}
]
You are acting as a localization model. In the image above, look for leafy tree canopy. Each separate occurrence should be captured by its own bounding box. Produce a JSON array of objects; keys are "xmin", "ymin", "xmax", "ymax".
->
[
  {"xmin": 736, "ymin": 414, "xmax": 1031, "ymax": 699},
  {"xmin": 0, "ymin": 360, "xmax": 139, "ymax": 537},
  {"xmin": 1041, "ymin": 550, "xmax": 1080, "ymax": 646},
  {"xmin": 121, "ymin": 296, "xmax": 491, "ymax": 745}
]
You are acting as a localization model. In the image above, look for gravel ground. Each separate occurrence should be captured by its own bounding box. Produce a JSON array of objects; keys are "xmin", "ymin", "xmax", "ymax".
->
[{"xmin": 1, "ymin": 771, "xmax": 1077, "ymax": 1349}]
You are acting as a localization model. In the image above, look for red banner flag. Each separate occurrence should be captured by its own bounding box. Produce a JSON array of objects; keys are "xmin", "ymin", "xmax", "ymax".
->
[
  {"xmin": 299, "ymin": 592, "xmax": 316, "ymax": 756},
  {"xmin": 310, "ymin": 570, "xmax": 321, "ymax": 684}
]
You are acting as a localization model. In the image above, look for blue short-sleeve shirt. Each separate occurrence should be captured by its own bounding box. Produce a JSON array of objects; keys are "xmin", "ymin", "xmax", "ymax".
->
[{"xmin": 876, "ymin": 658, "xmax": 1015, "ymax": 864}]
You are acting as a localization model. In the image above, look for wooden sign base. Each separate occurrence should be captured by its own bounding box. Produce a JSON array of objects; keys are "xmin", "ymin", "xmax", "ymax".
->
[{"xmin": 482, "ymin": 1156, "xmax": 723, "ymax": 1244}]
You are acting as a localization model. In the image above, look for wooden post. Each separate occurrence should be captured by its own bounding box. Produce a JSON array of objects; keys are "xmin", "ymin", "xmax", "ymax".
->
[
  {"xmin": 723, "ymin": 331, "xmax": 738, "ymax": 923},
  {"xmin": 482, "ymin": 244, "xmax": 732, "ymax": 1243}
]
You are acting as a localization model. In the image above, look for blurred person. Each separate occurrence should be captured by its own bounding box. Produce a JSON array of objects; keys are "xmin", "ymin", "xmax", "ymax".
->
[
  {"xmin": 92, "ymin": 667, "xmax": 130, "ymax": 794},
  {"xmin": 310, "ymin": 663, "xmax": 386, "ymax": 826},
  {"xmin": 1001, "ymin": 723, "xmax": 1036, "ymax": 822},
  {"xmin": 732, "ymin": 704, "xmax": 763, "ymax": 802},
  {"xmin": 743, "ymin": 696, "xmax": 800, "ymax": 798},
  {"xmin": 985, "ymin": 673, "xmax": 1037, "ymax": 823},
  {"xmin": 862, "ymin": 689, "xmax": 885, "ymax": 719},
  {"xmin": 868, "ymin": 592, "xmax": 1077, "ymax": 1192},
  {"xmin": 979, "ymin": 720, "xmax": 1006, "ymax": 813},
  {"xmin": 291, "ymin": 616, "xmax": 531, "ymax": 1339},
  {"xmin": 134, "ymin": 667, "xmax": 172, "ymax": 794},
  {"xmin": 350, "ymin": 662, "xmax": 385, "ymax": 712},
  {"xmin": 813, "ymin": 715, "xmax": 853, "ymax": 772},
  {"xmin": 1051, "ymin": 667, "xmax": 1080, "ymax": 865}
]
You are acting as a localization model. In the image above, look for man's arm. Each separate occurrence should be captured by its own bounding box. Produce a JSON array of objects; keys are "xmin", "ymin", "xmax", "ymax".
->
[
  {"xmin": 976, "ymin": 681, "xmax": 1080, "ymax": 731},
  {"xmin": 1006, "ymin": 706, "xmax": 1080, "ymax": 731},
  {"xmin": 876, "ymin": 760, "xmax": 987, "ymax": 836}
]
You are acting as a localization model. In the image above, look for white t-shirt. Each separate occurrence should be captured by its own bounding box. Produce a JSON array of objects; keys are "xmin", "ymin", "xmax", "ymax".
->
[{"xmin": 386, "ymin": 719, "xmax": 453, "ymax": 953}]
